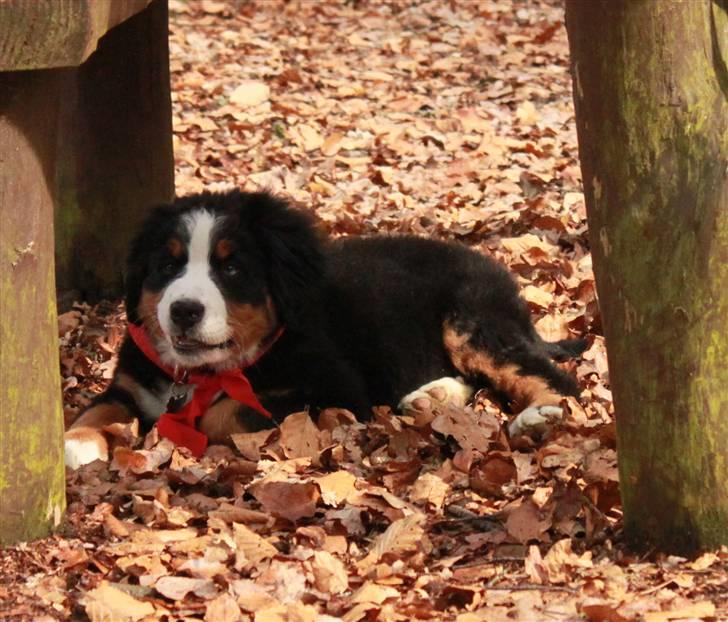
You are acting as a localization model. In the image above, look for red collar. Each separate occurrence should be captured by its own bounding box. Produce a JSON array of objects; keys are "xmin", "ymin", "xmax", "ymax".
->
[{"xmin": 126, "ymin": 323, "xmax": 283, "ymax": 457}]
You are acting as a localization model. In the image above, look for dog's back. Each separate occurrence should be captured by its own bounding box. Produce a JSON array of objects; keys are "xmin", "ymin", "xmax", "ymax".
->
[{"xmin": 320, "ymin": 235, "xmax": 534, "ymax": 405}]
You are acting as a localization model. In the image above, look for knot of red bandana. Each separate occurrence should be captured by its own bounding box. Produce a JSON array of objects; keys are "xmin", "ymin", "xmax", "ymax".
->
[{"xmin": 127, "ymin": 323, "xmax": 277, "ymax": 457}]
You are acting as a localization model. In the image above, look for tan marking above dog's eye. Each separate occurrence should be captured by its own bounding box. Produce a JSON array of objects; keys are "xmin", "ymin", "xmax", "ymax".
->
[
  {"xmin": 215, "ymin": 239, "xmax": 233, "ymax": 260},
  {"xmin": 167, "ymin": 237, "xmax": 184, "ymax": 258}
]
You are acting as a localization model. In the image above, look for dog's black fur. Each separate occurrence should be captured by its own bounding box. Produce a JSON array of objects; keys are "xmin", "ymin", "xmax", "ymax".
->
[{"xmin": 66, "ymin": 190, "xmax": 585, "ymax": 464}]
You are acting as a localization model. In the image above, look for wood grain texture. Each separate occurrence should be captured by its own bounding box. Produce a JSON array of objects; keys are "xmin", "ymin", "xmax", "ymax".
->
[
  {"xmin": 0, "ymin": 68, "xmax": 67, "ymax": 544},
  {"xmin": 566, "ymin": 0, "xmax": 728, "ymax": 553},
  {"xmin": 54, "ymin": 0, "xmax": 174, "ymax": 303},
  {"xmin": 0, "ymin": 0, "xmax": 151, "ymax": 71}
]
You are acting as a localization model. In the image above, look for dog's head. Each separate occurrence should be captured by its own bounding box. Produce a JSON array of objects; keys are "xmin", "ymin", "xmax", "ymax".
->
[{"xmin": 125, "ymin": 190, "xmax": 323, "ymax": 370}]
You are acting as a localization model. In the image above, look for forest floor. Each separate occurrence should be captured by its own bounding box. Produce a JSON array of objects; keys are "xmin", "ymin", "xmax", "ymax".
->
[{"xmin": 2, "ymin": 1, "xmax": 727, "ymax": 620}]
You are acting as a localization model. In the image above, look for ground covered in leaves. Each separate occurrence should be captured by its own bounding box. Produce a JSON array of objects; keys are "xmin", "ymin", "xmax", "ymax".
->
[{"xmin": 2, "ymin": 1, "xmax": 728, "ymax": 620}]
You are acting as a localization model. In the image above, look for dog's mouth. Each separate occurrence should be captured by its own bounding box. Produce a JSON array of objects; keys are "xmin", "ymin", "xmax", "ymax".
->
[{"xmin": 172, "ymin": 335, "xmax": 234, "ymax": 354}]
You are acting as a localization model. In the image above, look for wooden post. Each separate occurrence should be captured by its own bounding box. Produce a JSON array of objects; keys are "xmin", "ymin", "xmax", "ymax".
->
[
  {"xmin": 0, "ymin": 0, "xmax": 172, "ymax": 543},
  {"xmin": 565, "ymin": 0, "xmax": 728, "ymax": 553},
  {"xmin": 55, "ymin": 0, "xmax": 175, "ymax": 303},
  {"xmin": 0, "ymin": 68, "xmax": 67, "ymax": 544}
]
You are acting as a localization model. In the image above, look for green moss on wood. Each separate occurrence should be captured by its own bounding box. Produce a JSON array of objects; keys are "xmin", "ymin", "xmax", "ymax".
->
[
  {"xmin": 566, "ymin": 0, "xmax": 728, "ymax": 553},
  {"xmin": 1, "ymin": 70, "xmax": 67, "ymax": 545},
  {"xmin": 0, "ymin": 251, "xmax": 66, "ymax": 543}
]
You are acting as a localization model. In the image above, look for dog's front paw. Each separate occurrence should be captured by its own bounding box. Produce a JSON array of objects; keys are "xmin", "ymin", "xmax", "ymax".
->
[
  {"xmin": 64, "ymin": 427, "xmax": 109, "ymax": 469},
  {"xmin": 508, "ymin": 405, "xmax": 563, "ymax": 438},
  {"xmin": 399, "ymin": 376, "xmax": 474, "ymax": 412}
]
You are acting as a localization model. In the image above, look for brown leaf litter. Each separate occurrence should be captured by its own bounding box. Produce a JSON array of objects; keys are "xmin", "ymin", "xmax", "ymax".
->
[{"xmin": 2, "ymin": 1, "xmax": 727, "ymax": 620}]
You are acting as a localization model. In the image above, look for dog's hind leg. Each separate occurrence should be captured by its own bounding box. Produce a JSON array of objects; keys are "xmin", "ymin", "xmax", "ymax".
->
[{"xmin": 443, "ymin": 321, "xmax": 580, "ymax": 438}]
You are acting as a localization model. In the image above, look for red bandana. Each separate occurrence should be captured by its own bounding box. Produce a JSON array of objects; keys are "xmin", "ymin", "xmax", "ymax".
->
[{"xmin": 126, "ymin": 323, "xmax": 282, "ymax": 457}]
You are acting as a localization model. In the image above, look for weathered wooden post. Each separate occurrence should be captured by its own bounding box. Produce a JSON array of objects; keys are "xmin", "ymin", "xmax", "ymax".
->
[
  {"xmin": 0, "ymin": 68, "xmax": 68, "ymax": 544},
  {"xmin": 566, "ymin": 0, "xmax": 728, "ymax": 553},
  {"xmin": 0, "ymin": 0, "xmax": 174, "ymax": 544},
  {"xmin": 55, "ymin": 0, "xmax": 175, "ymax": 303}
]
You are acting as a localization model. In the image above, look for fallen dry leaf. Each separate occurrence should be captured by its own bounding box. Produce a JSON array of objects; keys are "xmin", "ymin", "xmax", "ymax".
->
[
  {"xmin": 229, "ymin": 81, "xmax": 270, "ymax": 108},
  {"xmin": 290, "ymin": 124, "xmax": 324, "ymax": 153},
  {"xmin": 233, "ymin": 522, "xmax": 278, "ymax": 570},
  {"xmin": 351, "ymin": 582, "xmax": 400, "ymax": 605},
  {"xmin": 205, "ymin": 592, "xmax": 242, "ymax": 622},
  {"xmin": 310, "ymin": 551, "xmax": 349, "ymax": 595},
  {"xmin": 255, "ymin": 603, "xmax": 318, "ymax": 622},
  {"xmin": 431, "ymin": 406, "xmax": 498, "ymax": 453},
  {"xmin": 643, "ymin": 601, "xmax": 716, "ymax": 622},
  {"xmin": 279, "ymin": 411, "xmax": 322, "ymax": 460},
  {"xmin": 249, "ymin": 481, "xmax": 320, "ymax": 522},
  {"xmin": 154, "ymin": 576, "xmax": 217, "ymax": 601},
  {"xmin": 689, "ymin": 552, "xmax": 718, "ymax": 571},
  {"xmin": 409, "ymin": 472, "xmax": 449, "ymax": 510},
  {"xmin": 231, "ymin": 428, "xmax": 276, "ymax": 461},
  {"xmin": 581, "ymin": 601, "xmax": 631, "ymax": 622},
  {"xmin": 505, "ymin": 498, "xmax": 552, "ymax": 543},
  {"xmin": 82, "ymin": 582, "xmax": 155, "ymax": 622},
  {"xmin": 316, "ymin": 470, "xmax": 357, "ymax": 506},
  {"xmin": 541, "ymin": 538, "xmax": 593, "ymax": 583},
  {"xmin": 321, "ymin": 132, "xmax": 345, "ymax": 156},
  {"xmin": 357, "ymin": 513, "xmax": 428, "ymax": 573}
]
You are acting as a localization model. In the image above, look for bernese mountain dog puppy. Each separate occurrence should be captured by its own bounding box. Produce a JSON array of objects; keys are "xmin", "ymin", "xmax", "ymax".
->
[{"xmin": 64, "ymin": 189, "xmax": 586, "ymax": 468}]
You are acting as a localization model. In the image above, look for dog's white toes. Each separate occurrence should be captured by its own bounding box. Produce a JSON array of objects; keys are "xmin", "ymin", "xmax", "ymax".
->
[
  {"xmin": 64, "ymin": 430, "xmax": 109, "ymax": 469},
  {"xmin": 399, "ymin": 376, "xmax": 474, "ymax": 411},
  {"xmin": 399, "ymin": 389, "xmax": 435, "ymax": 412},
  {"xmin": 508, "ymin": 405, "xmax": 563, "ymax": 437}
]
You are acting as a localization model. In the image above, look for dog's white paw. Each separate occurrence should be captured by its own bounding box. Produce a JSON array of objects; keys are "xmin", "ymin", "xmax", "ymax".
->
[
  {"xmin": 64, "ymin": 429, "xmax": 109, "ymax": 469},
  {"xmin": 508, "ymin": 405, "xmax": 563, "ymax": 437},
  {"xmin": 399, "ymin": 376, "xmax": 474, "ymax": 411}
]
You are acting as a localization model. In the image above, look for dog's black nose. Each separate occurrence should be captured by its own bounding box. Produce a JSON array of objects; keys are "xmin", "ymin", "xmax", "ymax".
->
[{"xmin": 170, "ymin": 299, "xmax": 205, "ymax": 330}]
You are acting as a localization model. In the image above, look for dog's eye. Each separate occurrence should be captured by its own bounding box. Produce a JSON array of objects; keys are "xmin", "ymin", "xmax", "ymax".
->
[
  {"xmin": 160, "ymin": 261, "xmax": 177, "ymax": 275},
  {"xmin": 222, "ymin": 262, "xmax": 240, "ymax": 277}
]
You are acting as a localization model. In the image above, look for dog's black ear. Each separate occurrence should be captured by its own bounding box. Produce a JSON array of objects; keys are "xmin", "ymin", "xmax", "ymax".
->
[
  {"xmin": 124, "ymin": 205, "xmax": 178, "ymax": 325},
  {"xmin": 241, "ymin": 192, "xmax": 324, "ymax": 328}
]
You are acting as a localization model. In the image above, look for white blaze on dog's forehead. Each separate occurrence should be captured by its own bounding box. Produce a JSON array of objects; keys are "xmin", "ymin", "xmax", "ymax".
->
[
  {"xmin": 157, "ymin": 208, "xmax": 231, "ymax": 363},
  {"xmin": 183, "ymin": 209, "xmax": 217, "ymax": 265}
]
